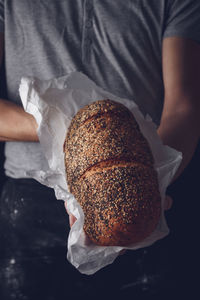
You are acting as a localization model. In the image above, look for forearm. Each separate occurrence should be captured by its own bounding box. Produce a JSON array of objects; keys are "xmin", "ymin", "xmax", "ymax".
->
[
  {"xmin": 157, "ymin": 104, "xmax": 200, "ymax": 182},
  {"xmin": 0, "ymin": 98, "xmax": 39, "ymax": 142},
  {"xmin": 159, "ymin": 37, "xmax": 200, "ymax": 182}
]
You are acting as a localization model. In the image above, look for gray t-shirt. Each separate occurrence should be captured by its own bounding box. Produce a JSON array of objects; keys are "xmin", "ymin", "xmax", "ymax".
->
[{"xmin": 0, "ymin": 0, "xmax": 200, "ymax": 178}]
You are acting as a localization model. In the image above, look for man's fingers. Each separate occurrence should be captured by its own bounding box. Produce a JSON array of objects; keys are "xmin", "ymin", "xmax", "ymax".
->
[
  {"xmin": 164, "ymin": 195, "xmax": 173, "ymax": 210},
  {"xmin": 119, "ymin": 249, "xmax": 126, "ymax": 256},
  {"xmin": 69, "ymin": 214, "xmax": 77, "ymax": 227},
  {"xmin": 64, "ymin": 200, "xmax": 69, "ymax": 214},
  {"xmin": 64, "ymin": 201, "xmax": 77, "ymax": 227}
]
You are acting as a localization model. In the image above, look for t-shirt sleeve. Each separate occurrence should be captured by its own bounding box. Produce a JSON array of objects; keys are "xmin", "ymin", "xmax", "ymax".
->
[
  {"xmin": 0, "ymin": 0, "xmax": 4, "ymax": 33},
  {"xmin": 163, "ymin": 0, "xmax": 200, "ymax": 44}
]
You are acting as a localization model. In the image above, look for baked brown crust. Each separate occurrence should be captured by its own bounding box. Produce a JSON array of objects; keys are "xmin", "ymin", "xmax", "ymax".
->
[{"xmin": 64, "ymin": 99, "xmax": 161, "ymax": 246}]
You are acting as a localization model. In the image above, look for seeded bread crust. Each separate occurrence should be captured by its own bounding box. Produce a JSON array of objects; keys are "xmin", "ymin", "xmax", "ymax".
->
[{"xmin": 64, "ymin": 99, "xmax": 161, "ymax": 246}]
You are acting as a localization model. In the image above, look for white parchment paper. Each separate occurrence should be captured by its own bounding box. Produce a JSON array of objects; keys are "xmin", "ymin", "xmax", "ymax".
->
[{"xmin": 19, "ymin": 71, "xmax": 182, "ymax": 275}]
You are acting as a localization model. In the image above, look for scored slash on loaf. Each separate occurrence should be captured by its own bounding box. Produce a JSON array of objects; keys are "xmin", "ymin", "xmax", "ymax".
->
[{"xmin": 64, "ymin": 99, "xmax": 161, "ymax": 246}]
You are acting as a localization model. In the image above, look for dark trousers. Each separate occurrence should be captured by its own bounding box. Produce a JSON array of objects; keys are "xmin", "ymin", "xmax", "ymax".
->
[{"xmin": 0, "ymin": 177, "xmax": 198, "ymax": 300}]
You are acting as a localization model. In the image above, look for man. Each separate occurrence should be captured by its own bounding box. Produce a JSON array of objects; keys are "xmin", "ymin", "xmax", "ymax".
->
[{"xmin": 0, "ymin": 1, "xmax": 200, "ymax": 299}]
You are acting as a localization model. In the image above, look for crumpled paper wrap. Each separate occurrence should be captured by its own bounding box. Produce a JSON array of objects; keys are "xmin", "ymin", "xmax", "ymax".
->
[{"xmin": 19, "ymin": 71, "xmax": 182, "ymax": 275}]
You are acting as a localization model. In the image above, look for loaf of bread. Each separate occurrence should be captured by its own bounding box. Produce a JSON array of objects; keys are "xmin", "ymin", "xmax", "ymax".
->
[{"xmin": 64, "ymin": 99, "xmax": 161, "ymax": 246}]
